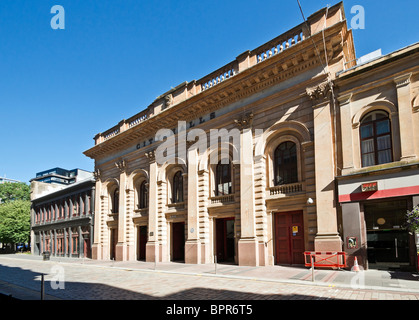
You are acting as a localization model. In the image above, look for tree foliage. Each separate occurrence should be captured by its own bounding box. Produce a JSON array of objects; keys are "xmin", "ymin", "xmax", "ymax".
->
[
  {"xmin": 0, "ymin": 182, "xmax": 31, "ymax": 245},
  {"xmin": 406, "ymin": 206, "xmax": 419, "ymax": 233},
  {"xmin": 0, "ymin": 200, "xmax": 31, "ymax": 244},
  {"xmin": 0, "ymin": 182, "xmax": 30, "ymax": 203}
]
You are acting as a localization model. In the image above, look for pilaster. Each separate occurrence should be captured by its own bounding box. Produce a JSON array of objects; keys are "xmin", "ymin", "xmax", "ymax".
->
[
  {"xmin": 145, "ymin": 150, "xmax": 160, "ymax": 262},
  {"xmin": 185, "ymin": 146, "xmax": 201, "ymax": 264},
  {"xmin": 92, "ymin": 169, "xmax": 102, "ymax": 260},
  {"xmin": 395, "ymin": 73, "xmax": 416, "ymax": 161},
  {"xmin": 307, "ymin": 81, "xmax": 342, "ymax": 252},
  {"xmin": 235, "ymin": 113, "xmax": 259, "ymax": 266},
  {"xmin": 338, "ymin": 93, "xmax": 355, "ymax": 174},
  {"xmin": 115, "ymin": 159, "xmax": 127, "ymax": 261}
]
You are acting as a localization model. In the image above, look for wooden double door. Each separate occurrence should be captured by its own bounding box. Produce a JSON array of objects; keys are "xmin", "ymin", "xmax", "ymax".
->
[
  {"xmin": 172, "ymin": 222, "xmax": 185, "ymax": 261},
  {"xmin": 137, "ymin": 226, "xmax": 147, "ymax": 261},
  {"xmin": 110, "ymin": 228, "xmax": 118, "ymax": 260},
  {"xmin": 275, "ymin": 211, "xmax": 305, "ymax": 265},
  {"xmin": 216, "ymin": 218, "xmax": 235, "ymax": 263}
]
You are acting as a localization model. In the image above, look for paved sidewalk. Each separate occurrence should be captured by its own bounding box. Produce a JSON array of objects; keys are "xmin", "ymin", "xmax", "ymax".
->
[
  {"xmin": 25, "ymin": 254, "xmax": 419, "ymax": 293},
  {"xmin": 1, "ymin": 254, "xmax": 419, "ymax": 300}
]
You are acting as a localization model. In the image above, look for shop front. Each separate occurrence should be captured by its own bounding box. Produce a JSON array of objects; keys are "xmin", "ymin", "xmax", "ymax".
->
[{"xmin": 337, "ymin": 166, "xmax": 419, "ymax": 271}]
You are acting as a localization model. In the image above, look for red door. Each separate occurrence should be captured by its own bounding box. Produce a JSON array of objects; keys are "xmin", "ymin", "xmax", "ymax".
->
[
  {"xmin": 172, "ymin": 222, "xmax": 185, "ymax": 261},
  {"xmin": 275, "ymin": 211, "xmax": 305, "ymax": 265},
  {"xmin": 138, "ymin": 226, "xmax": 147, "ymax": 261}
]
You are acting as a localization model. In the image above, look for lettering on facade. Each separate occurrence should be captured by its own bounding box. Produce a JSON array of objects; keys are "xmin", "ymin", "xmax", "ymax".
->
[{"xmin": 361, "ymin": 182, "xmax": 378, "ymax": 192}]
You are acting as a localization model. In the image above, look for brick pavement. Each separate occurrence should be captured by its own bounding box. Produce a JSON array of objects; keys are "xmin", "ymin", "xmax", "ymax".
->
[{"xmin": 0, "ymin": 254, "xmax": 419, "ymax": 302}]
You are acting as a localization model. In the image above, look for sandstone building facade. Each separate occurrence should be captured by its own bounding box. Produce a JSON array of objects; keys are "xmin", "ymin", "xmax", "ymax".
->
[{"xmin": 84, "ymin": 3, "xmax": 419, "ymax": 269}]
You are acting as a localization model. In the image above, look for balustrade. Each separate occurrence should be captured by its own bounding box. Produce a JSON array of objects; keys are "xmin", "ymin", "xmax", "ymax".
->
[
  {"xmin": 269, "ymin": 182, "xmax": 304, "ymax": 196},
  {"xmin": 210, "ymin": 194, "xmax": 235, "ymax": 204},
  {"xmin": 254, "ymin": 23, "xmax": 308, "ymax": 63}
]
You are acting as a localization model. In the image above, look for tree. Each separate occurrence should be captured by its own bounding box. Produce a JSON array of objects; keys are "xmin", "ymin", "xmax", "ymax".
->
[
  {"xmin": 0, "ymin": 182, "xmax": 30, "ymax": 204},
  {"xmin": 406, "ymin": 206, "xmax": 419, "ymax": 233},
  {"xmin": 0, "ymin": 200, "xmax": 31, "ymax": 245}
]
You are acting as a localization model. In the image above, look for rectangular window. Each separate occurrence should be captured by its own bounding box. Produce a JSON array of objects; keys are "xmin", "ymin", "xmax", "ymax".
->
[{"xmin": 72, "ymin": 236, "xmax": 78, "ymax": 254}]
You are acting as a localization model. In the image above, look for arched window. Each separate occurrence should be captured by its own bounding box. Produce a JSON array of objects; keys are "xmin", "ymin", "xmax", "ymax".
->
[
  {"xmin": 172, "ymin": 171, "xmax": 183, "ymax": 203},
  {"xmin": 112, "ymin": 189, "xmax": 119, "ymax": 213},
  {"xmin": 215, "ymin": 161, "xmax": 232, "ymax": 196},
  {"xmin": 274, "ymin": 141, "xmax": 298, "ymax": 186},
  {"xmin": 138, "ymin": 181, "xmax": 148, "ymax": 209},
  {"xmin": 360, "ymin": 111, "xmax": 393, "ymax": 167}
]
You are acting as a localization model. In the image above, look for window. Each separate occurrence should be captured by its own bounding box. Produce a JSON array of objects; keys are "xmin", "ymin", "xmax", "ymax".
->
[
  {"xmin": 360, "ymin": 111, "xmax": 393, "ymax": 167},
  {"xmin": 112, "ymin": 189, "xmax": 119, "ymax": 213},
  {"xmin": 72, "ymin": 236, "xmax": 78, "ymax": 254},
  {"xmin": 215, "ymin": 161, "xmax": 232, "ymax": 196},
  {"xmin": 172, "ymin": 171, "xmax": 184, "ymax": 203},
  {"xmin": 139, "ymin": 181, "xmax": 149, "ymax": 209},
  {"xmin": 274, "ymin": 141, "xmax": 298, "ymax": 186}
]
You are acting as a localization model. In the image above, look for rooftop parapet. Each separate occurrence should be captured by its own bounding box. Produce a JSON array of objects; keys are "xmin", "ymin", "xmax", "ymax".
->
[{"xmin": 91, "ymin": 2, "xmax": 346, "ymax": 147}]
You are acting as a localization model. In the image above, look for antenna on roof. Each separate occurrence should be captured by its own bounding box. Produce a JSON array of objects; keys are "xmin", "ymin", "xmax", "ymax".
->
[{"xmin": 296, "ymin": 0, "xmax": 307, "ymax": 22}]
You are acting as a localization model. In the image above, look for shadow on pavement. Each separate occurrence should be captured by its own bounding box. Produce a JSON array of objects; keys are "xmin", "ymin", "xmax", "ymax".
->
[{"xmin": 0, "ymin": 263, "xmax": 339, "ymax": 301}]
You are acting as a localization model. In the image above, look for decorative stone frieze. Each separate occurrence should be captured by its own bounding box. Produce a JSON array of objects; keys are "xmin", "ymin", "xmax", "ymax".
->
[
  {"xmin": 145, "ymin": 150, "xmax": 156, "ymax": 163},
  {"xmin": 164, "ymin": 94, "xmax": 173, "ymax": 108},
  {"xmin": 306, "ymin": 81, "xmax": 334, "ymax": 103},
  {"xmin": 115, "ymin": 159, "xmax": 127, "ymax": 172},
  {"xmin": 93, "ymin": 168, "xmax": 101, "ymax": 181},
  {"xmin": 234, "ymin": 112, "xmax": 254, "ymax": 130}
]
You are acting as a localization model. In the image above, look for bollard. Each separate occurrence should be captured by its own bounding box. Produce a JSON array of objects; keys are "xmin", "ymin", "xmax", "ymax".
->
[
  {"xmin": 214, "ymin": 255, "xmax": 217, "ymax": 274},
  {"xmin": 311, "ymin": 255, "xmax": 315, "ymax": 282},
  {"xmin": 40, "ymin": 274, "xmax": 45, "ymax": 300}
]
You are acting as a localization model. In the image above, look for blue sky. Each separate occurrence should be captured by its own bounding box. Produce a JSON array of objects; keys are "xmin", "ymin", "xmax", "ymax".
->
[{"xmin": 1, "ymin": 0, "xmax": 418, "ymax": 184}]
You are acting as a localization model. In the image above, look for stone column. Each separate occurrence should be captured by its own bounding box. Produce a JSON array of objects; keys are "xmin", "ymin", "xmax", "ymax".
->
[
  {"xmin": 115, "ymin": 159, "xmax": 127, "ymax": 261},
  {"xmin": 307, "ymin": 81, "xmax": 342, "ymax": 252},
  {"xmin": 69, "ymin": 197, "xmax": 73, "ymax": 217},
  {"xmin": 84, "ymin": 192, "xmax": 89, "ymax": 216},
  {"xmin": 145, "ymin": 150, "xmax": 159, "ymax": 262},
  {"xmin": 53, "ymin": 229, "xmax": 57, "ymax": 256},
  {"xmin": 63, "ymin": 228, "xmax": 68, "ymax": 256},
  {"xmin": 64, "ymin": 199, "xmax": 68, "ymax": 219},
  {"xmin": 68, "ymin": 228, "xmax": 72, "ymax": 257},
  {"xmin": 235, "ymin": 112, "xmax": 259, "ymax": 266},
  {"xmin": 92, "ymin": 170, "xmax": 102, "ymax": 260},
  {"xmin": 395, "ymin": 73, "xmax": 416, "ymax": 161},
  {"xmin": 78, "ymin": 226, "xmax": 83, "ymax": 258},
  {"xmin": 185, "ymin": 146, "xmax": 201, "ymax": 264}
]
